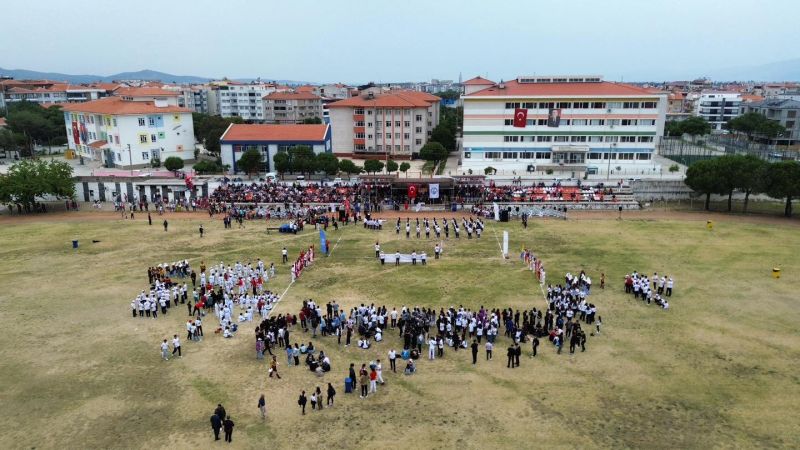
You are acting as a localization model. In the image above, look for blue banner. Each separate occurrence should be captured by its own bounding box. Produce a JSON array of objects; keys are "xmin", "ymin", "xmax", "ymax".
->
[{"xmin": 320, "ymin": 229, "xmax": 328, "ymax": 255}]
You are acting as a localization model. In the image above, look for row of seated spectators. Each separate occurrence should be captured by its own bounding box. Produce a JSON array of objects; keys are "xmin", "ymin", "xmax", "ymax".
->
[{"xmin": 209, "ymin": 182, "xmax": 357, "ymax": 205}]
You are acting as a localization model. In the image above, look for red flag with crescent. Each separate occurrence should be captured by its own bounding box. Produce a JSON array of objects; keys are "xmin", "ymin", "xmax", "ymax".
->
[
  {"xmin": 513, "ymin": 108, "xmax": 527, "ymax": 128},
  {"xmin": 408, "ymin": 184, "xmax": 417, "ymax": 199}
]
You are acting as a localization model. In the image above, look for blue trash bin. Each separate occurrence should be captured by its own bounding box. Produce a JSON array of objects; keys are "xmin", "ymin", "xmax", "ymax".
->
[
  {"xmin": 344, "ymin": 377, "xmax": 353, "ymax": 394},
  {"xmin": 72, "ymin": 240, "xmax": 79, "ymax": 249},
  {"xmin": 451, "ymin": 203, "xmax": 457, "ymax": 212}
]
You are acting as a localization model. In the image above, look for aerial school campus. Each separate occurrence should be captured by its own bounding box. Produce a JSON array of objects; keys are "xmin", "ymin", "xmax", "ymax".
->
[{"xmin": 2, "ymin": 2, "xmax": 800, "ymax": 449}]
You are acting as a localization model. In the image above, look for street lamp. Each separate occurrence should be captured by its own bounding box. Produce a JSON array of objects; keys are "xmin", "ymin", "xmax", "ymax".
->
[{"xmin": 127, "ymin": 144, "xmax": 133, "ymax": 177}]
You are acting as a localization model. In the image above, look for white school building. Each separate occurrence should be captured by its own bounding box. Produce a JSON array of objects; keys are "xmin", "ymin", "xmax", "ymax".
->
[{"xmin": 461, "ymin": 75, "xmax": 667, "ymax": 177}]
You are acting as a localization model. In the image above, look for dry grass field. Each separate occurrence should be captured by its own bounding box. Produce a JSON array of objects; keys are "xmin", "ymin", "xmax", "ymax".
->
[{"xmin": 0, "ymin": 210, "xmax": 798, "ymax": 449}]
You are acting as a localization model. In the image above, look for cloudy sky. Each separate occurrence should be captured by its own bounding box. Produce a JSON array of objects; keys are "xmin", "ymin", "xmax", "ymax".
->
[{"xmin": 1, "ymin": 0, "xmax": 798, "ymax": 82}]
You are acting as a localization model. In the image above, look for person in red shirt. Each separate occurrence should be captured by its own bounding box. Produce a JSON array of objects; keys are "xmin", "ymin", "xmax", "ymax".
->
[{"xmin": 369, "ymin": 367, "xmax": 378, "ymax": 393}]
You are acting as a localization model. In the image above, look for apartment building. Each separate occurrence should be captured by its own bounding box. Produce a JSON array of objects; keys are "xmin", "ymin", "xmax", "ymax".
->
[
  {"xmin": 217, "ymin": 83, "xmax": 277, "ymax": 121},
  {"xmin": 740, "ymin": 98, "xmax": 800, "ymax": 145},
  {"xmin": 263, "ymin": 91, "xmax": 323, "ymax": 124},
  {"xmin": 693, "ymin": 92, "xmax": 742, "ymax": 131},
  {"xmin": 61, "ymin": 92, "xmax": 195, "ymax": 168},
  {"xmin": 319, "ymin": 83, "xmax": 351, "ymax": 100},
  {"xmin": 328, "ymin": 90, "xmax": 440, "ymax": 158},
  {"xmin": 461, "ymin": 75, "xmax": 667, "ymax": 176},
  {"xmin": 0, "ymin": 79, "xmax": 110, "ymax": 107}
]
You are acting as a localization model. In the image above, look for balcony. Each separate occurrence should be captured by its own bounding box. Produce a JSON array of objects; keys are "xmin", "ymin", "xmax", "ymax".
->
[
  {"xmin": 353, "ymin": 126, "xmax": 365, "ymax": 133},
  {"xmin": 353, "ymin": 138, "xmax": 365, "ymax": 146},
  {"xmin": 353, "ymin": 114, "xmax": 365, "ymax": 121}
]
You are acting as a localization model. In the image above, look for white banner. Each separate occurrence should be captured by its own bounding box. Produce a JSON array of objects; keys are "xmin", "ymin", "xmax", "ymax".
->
[
  {"xmin": 493, "ymin": 203, "xmax": 500, "ymax": 221},
  {"xmin": 429, "ymin": 183, "xmax": 440, "ymax": 199},
  {"xmin": 379, "ymin": 253, "xmax": 428, "ymax": 264},
  {"xmin": 502, "ymin": 231, "xmax": 509, "ymax": 258}
]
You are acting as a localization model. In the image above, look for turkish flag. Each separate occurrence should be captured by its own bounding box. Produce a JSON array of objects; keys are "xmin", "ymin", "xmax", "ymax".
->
[
  {"xmin": 71, "ymin": 122, "xmax": 80, "ymax": 144},
  {"xmin": 513, "ymin": 108, "xmax": 528, "ymax": 128},
  {"xmin": 408, "ymin": 184, "xmax": 417, "ymax": 199}
]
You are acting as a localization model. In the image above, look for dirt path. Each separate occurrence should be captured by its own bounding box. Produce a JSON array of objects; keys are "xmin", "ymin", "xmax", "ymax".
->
[{"xmin": 1, "ymin": 207, "xmax": 797, "ymax": 227}]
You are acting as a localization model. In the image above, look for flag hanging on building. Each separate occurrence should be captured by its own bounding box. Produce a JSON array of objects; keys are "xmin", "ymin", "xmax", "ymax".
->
[
  {"xmin": 408, "ymin": 184, "xmax": 417, "ymax": 199},
  {"xmin": 513, "ymin": 108, "xmax": 528, "ymax": 127},
  {"xmin": 429, "ymin": 183, "xmax": 440, "ymax": 199}
]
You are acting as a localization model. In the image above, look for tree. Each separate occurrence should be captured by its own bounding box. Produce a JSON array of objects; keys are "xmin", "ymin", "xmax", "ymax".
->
[
  {"xmin": 338, "ymin": 159, "xmax": 362, "ymax": 176},
  {"xmin": 669, "ymin": 164, "xmax": 680, "ymax": 173},
  {"xmin": 764, "ymin": 160, "xmax": 800, "ymax": 217},
  {"xmin": 679, "ymin": 116, "xmax": 711, "ymax": 140},
  {"xmin": 484, "ymin": 166, "xmax": 496, "ymax": 175},
  {"xmin": 237, "ymin": 149, "xmax": 263, "ymax": 177},
  {"xmin": 0, "ymin": 159, "xmax": 74, "ymax": 211},
  {"xmin": 386, "ymin": 160, "xmax": 399, "ymax": 174},
  {"xmin": 399, "ymin": 162, "xmax": 411, "ymax": 177},
  {"xmin": 302, "ymin": 117, "xmax": 323, "ymax": 124},
  {"xmin": 419, "ymin": 142, "xmax": 448, "ymax": 164},
  {"xmin": 193, "ymin": 160, "xmax": 223, "ymax": 174},
  {"xmin": 316, "ymin": 152, "xmax": 340, "ymax": 176},
  {"xmin": 685, "ymin": 159, "xmax": 723, "ymax": 210},
  {"xmin": 363, "ymin": 159, "xmax": 385, "ymax": 174},
  {"xmin": 163, "ymin": 156, "xmax": 185, "ymax": 172},
  {"xmin": 665, "ymin": 121, "xmax": 684, "ymax": 137},
  {"xmin": 430, "ymin": 123, "xmax": 456, "ymax": 150},
  {"xmin": 728, "ymin": 112, "xmax": 787, "ymax": 140},
  {"xmin": 289, "ymin": 145, "xmax": 317, "ymax": 175},
  {"xmin": 736, "ymin": 155, "xmax": 767, "ymax": 213},
  {"xmin": 274, "ymin": 152, "xmax": 290, "ymax": 179}
]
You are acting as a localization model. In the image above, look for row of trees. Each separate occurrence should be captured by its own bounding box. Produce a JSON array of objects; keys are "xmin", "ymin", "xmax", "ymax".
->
[
  {"xmin": 236, "ymin": 146, "xmax": 412, "ymax": 178},
  {"xmin": 685, "ymin": 154, "xmax": 800, "ymax": 217},
  {"xmin": 0, "ymin": 159, "xmax": 75, "ymax": 211},
  {"xmin": 192, "ymin": 113, "xmax": 244, "ymax": 155},
  {"xmin": 664, "ymin": 116, "xmax": 712, "ymax": 139},
  {"xmin": 0, "ymin": 102, "xmax": 68, "ymax": 157},
  {"xmin": 727, "ymin": 112, "xmax": 787, "ymax": 139}
]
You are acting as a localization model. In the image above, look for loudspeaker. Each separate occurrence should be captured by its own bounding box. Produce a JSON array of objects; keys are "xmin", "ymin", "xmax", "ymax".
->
[
  {"xmin": 499, "ymin": 210, "xmax": 510, "ymax": 222},
  {"xmin": 338, "ymin": 209, "xmax": 346, "ymax": 221}
]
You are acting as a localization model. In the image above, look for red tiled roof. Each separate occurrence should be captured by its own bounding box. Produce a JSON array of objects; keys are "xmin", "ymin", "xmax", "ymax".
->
[
  {"xmin": 88, "ymin": 140, "xmax": 108, "ymax": 149},
  {"xmin": 114, "ymin": 87, "xmax": 180, "ymax": 97},
  {"xmin": 741, "ymin": 94, "xmax": 765, "ymax": 102},
  {"xmin": 463, "ymin": 76, "xmax": 496, "ymax": 86},
  {"xmin": 90, "ymin": 83, "xmax": 123, "ymax": 91},
  {"xmin": 464, "ymin": 80, "xmax": 660, "ymax": 97},
  {"xmin": 221, "ymin": 124, "xmax": 329, "ymax": 142},
  {"xmin": 296, "ymin": 85, "xmax": 317, "ymax": 93},
  {"xmin": 263, "ymin": 91, "xmax": 321, "ymax": 101},
  {"xmin": 61, "ymin": 97, "xmax": 191, "ymax": 115},
  {"xmin": 327, "ymin": 90, "xmax": 440, "ymax": 108}
]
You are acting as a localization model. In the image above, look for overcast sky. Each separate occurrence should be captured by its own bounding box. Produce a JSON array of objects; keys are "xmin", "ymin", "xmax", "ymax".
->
[{"xmin": 1, "ymin": 0, "xmax": 798, "ymax": 83}]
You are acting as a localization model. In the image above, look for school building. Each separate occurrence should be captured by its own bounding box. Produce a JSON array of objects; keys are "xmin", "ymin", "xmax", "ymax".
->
[{"xmin": 461, "ymin": 75, "xmax": 667, "ymax": 177}]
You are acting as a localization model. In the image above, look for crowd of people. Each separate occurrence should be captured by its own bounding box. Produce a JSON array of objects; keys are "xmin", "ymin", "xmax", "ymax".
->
[{"xmin": 624, "ymin": 271, "xmax": 674, "ymax": 308}]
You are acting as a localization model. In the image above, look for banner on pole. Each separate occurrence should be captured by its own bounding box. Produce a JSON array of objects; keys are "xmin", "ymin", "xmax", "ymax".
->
[
  {"xmin": 320, "ymin": 229, "xmax": 327, "ymax": 255},
  {"xmin": 429, "ymin": 183, "xmax": 440, "ymax": 199},
  {"xmin": 502, "ymin": 231, "xmax": 509, "ymax": 258},
  {"xmin": 493, "ymin": 203, "xmax": 500, "ymax": 221}
]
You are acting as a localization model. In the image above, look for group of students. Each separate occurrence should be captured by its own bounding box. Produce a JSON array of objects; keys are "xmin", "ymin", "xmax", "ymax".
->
[
  {"xmin": 542, "ymin": 271, "xmax": 601, "ymax": 354},
  {"xmin": 395, "ymin": 216, "xmax": 484, "ymax": 240},
  {"xmin": 623, "ymin": 271, "xmax": 675, "ymax": 309}
]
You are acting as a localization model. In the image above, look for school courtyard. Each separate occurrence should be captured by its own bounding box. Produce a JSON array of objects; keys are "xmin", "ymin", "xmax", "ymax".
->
[{"xmin": 0, "ymin": 210, "xmax": 798, "ymax": 449}]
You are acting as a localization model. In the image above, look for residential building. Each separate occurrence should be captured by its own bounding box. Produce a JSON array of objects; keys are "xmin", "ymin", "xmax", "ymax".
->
[
  {"xmin": 328, "ymin": 90, "xmax": 440, "ymax": 159},
  {"xmin": 693, "ymin": 92, "xmax": 742, "ymax": 130},
  {"xmin": 461, "ymin": 75, "xmax": 667, "ymax": 176},
  {"xmin": 263, "ymin": 91, "xmax": 323, "ymax": 124},
  {"xmin": 319, "ymin": 83, "xmax": 351, "ymax": 100},
  {"xmin": 740, "ymin": 98, "xmax": 800, "ymax": 145},
  {"xmin": 61, "ymin": 94, "xmax": 195, "ymax": 168},
  {"xmin": 217, "ymin": 82, "xmax": 277, "ymax": 121},
  {"xmin": 0, "ymin": 79, "xmax": 109, "ymax": 106},
  {"xmin": 219, "ymin": 123, "xmax": 331, "ymax": 173}
]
